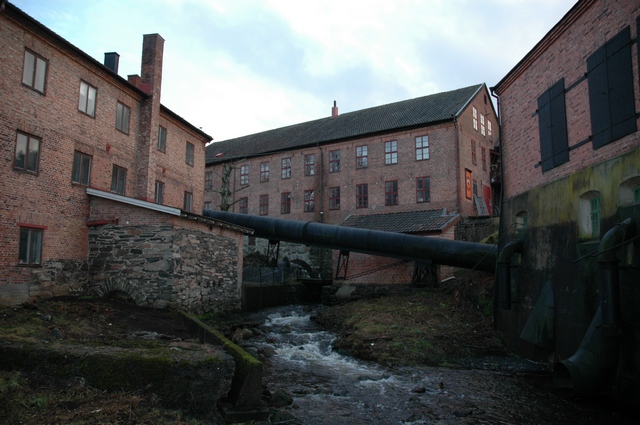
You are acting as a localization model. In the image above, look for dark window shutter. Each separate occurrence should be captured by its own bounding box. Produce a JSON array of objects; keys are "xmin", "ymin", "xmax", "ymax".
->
[
  {"xmin": 587, "ymin": 26, "xmax": 636, "ymax": 149},
  {"xmin": 537, "ymin": 79, "xmax": 568, "ymax": 172}
]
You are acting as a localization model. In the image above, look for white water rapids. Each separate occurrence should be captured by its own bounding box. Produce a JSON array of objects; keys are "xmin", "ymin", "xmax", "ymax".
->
[{"xmin": 239, "ymin": 305, "xmax": 634, "ymax": 425}]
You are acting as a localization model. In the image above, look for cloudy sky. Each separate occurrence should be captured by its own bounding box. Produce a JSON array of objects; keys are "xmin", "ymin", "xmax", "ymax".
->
[{"xmin": 13, "ymin": 0, "xmax": 576, "ymax": 142}]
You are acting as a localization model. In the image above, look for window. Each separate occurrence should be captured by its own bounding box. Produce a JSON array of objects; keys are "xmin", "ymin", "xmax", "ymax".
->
[
  {"xmin": 415, "ymin": 136, "xmax": 429, "ymax": 160},
  {"xmin": 465, "ymin": 169, "xmax": 472, "ymax": 200},
  {"xmin": 416, "ymin": 177, "xmax": 430, "ymax": 203},
  {"xmin": 618, "ymin": 177, "xmax": 640, "ymax": 206},
  {"xmin": 515, "ymin": 211, "xmax": 528, "ymax": 235},
  {"xmin": 19, "ymin": 226, "xmax": 43, "ymax": 265},
  {"xmin": 186, "ymin": 142, "xmax": 194, "ymax": 166},
  {"xmin": 184, "ymin": 191, "xmax": 193, "ymax": 212},
  {"xmin": 471, "ymin": 140, "xmax": 477, "ymax": 165},
  {"xmin": 356, "ymin": 184, "xmax": 368, "ymax": 208},
  {"xmin": 587, "ymin": 26, "xmax": 636, "ymax": 149},
  {"xmin": 537, "ymin": 79, "xmax": 569, "ymax": 172},
  {"xmin": 78, "ymin": 81, "xmax": 97, "ymax": 117},
  {"xmin": 281, "ymin": 157, "xmax": 292, "ymax": 179},
  {"xmin": 590, "ymin": 196, "xmax": 601, "ymax": 239},
  {"xmin": 260, "ymin": 162, "xmax": 270, "ymax": 182},
  {"xmin": 204, "ymin": 201, "xmax": 211, "ymax": 210},
  {"xmin": 304, "ymin": 154, "xmax": 315, "ymax": 176},
  {"xmin": 481, "ymin": 146, "xmax": 487, "ymax": 171},
  {"xmin": 240, "ymin": 165, "xmax": 249, "ymax": 185},
  {"xmin": 304, "ymin": 190, "xmax": 315, "ymax": 212},
  {"xmin": 14, "ymin": 132, "xmax": 40, "ymax": 173},
  {"xmin": 115, "ymin": 102, "xmax": 130, "ymax": 134},
  {"xmin": 259, "ymin": 194, "xmax": 269, "ymax": 215},
  {"xmin": 110, "ymin": 165, "xmax": 126, "ymax": 195},
  {"xmin": 157, "ymin": 126, "xmax": 167, "ymax": 152},
  {"xmin": 22, "ymin": 50, "xmax": 47, "ymax": 94},
  {"xmin": 281, "ymin": 192, "xmax": 291, "ymax": 214},
  {"xmin": 385, "ymin": 141, "xmax": 398, "ymax": 165},
  {"xmin": 473, "ymin": 180, "xmax": 478, "ymax": 197},
  {"xmin": 155, "ymin": 180, "xmax": 164, "ymax": 204},
  {"xmin": 385, "ymin": 180, "xmax": 398, "ymax": 206},
  {"xmin": 356, "ymin": 145, "xmax": 368, "ymax": 168},
  {"xmin": 329, "ymin": 187, "xmax": 340, "ymax": 210},
  {"xmin": 472, "ymin": 107, "xmax": 478, "ymax": 131},
  {"xmin": 329, "ymin": 150, "xmax": 340, "ymax": 173},
  {"xmin": 488, "ymin": 120, "xmax": 493, "ymax": 139},
  {"xmin": 205, "ymin": 171, "xmax": 213, "ymax": 190},
  {"xmin": 72, "ymin": 151, "xmax": 91, "ymax": 185},
  {"xmin": 480, "ymin": 114, "xmax": 486, "ymax": 136},
  {"xmin": 239, "ymin": 197, "xmax": 248, "ymax": 214}
]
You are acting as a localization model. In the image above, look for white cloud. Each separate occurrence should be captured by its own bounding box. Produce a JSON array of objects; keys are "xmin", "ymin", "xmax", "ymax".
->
[{"xmin": 11, "ymin": 0, "xmax": 577, "ymax": 141}]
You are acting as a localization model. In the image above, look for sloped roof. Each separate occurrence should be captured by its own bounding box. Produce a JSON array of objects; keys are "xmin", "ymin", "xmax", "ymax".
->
[
  {"xmin": 206, "ymin": 84, "xmax": 484, "ymax": 164},
  {"xmin": 340, "ymin": 209, "xmax": 460, "ymax": 234}
]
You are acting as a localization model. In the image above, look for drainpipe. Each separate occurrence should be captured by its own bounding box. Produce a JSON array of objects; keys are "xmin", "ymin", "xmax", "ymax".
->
[
  {"xmin": 497, "ymin": 239, "xmax": 523, "ymax": 310},
  {"xmin": 553, "ymin": 218, "xmax": 636, "ymax": 396}
]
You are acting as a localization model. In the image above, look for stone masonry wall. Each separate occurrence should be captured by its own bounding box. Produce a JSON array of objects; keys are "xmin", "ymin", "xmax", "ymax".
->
[{"xmin": 88, "ymin": 224, "xmax": 241, "ymax": 314}]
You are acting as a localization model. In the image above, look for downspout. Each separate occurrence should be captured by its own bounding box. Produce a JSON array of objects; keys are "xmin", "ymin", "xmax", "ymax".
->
[
  {"xmin": 497, "ymin": 239, "xmax": 523, "ymax": 310},
  {"xmin": 553, "ymin": 218, "xmax": 636, "ymax": 396},
  {"xmin": 453, "ymin": 117, "xmax": 462, "ymax": 214},
  {"xmin": 489, "ymin": 87, "xmax": 505, "ymax": 243}
]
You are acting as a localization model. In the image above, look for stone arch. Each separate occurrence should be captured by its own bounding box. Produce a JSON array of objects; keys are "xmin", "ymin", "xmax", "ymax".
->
[{"xmin": 88, "ymin": 278, "xmax": 146, "ymax": 306}]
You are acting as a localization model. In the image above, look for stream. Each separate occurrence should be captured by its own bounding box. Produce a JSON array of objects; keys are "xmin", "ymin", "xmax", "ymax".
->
[{"xmin": 239, "ymin": 305, "xmax": 635, "ymax": 425}]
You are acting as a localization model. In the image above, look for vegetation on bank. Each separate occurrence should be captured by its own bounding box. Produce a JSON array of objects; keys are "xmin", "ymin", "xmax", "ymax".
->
[{"xmin": 314, "ymin": 277, "xmax": 507, "ymax": 367}]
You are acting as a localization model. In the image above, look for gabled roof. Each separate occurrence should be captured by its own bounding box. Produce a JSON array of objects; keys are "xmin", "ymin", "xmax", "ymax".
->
[
  {"xmin": 206, "ymin": 84, "xmax": 485, "ymax": 164},
  {"xmin": 340, "ymin": 209, "xmax": 460, "ymax": 234}
]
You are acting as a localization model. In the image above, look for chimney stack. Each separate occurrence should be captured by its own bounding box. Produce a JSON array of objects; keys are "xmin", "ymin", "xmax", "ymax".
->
[
  {"xmin": 104, "ymin": 52, "xmax": 120, "ymax": 74},
  {"xmin": 331, "ymin": 100, "xmax": 339, "ymax": 118}
]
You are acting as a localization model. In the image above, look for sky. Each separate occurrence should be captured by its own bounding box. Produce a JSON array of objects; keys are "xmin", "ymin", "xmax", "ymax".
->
[{"xmin": 12, "ymin": 0, "xmax": 577, "ymax": 142}]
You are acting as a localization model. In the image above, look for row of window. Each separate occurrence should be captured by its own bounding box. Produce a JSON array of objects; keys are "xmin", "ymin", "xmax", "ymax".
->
[
  {"xmin": 21, "ymin": 49, "xmax": 196, "ymax": 167},
  {"xmin": 14, "ymin": 137, "xmax": 193, "ymax": 211},
  {"xmin": 514, "ymin": 181, "xmax": 640, "ymax": 239},
  {"xmin": 472, "ymin": 106, "xmax": 493, "ymax": 139},
  {"xmin": 220, "ymin": 137, "xmax": 430, "ymax": 185},
  {"xmin": 233, "ymin": 177, "xmax": 431, "ymax": 215}
]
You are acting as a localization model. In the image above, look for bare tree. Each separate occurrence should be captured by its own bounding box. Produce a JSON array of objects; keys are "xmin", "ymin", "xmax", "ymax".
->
[{"xmin": 214, "ymin": 160, "xmax": 248, "ymax": 211}]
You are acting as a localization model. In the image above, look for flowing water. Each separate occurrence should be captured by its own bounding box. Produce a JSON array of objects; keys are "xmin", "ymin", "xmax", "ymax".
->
[{"xmin": 241, "ymin": 305, "xmax": 634, "ymax": 425}]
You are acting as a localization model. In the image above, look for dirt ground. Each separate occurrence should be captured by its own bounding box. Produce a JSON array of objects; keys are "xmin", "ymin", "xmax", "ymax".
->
[
  {"xmin": 0, "ymin": 296, "xmax": 205, "ymax": 425},
  {"xmin": 0, "ymin": 275, "xmax": 517, "ymax": 424}
]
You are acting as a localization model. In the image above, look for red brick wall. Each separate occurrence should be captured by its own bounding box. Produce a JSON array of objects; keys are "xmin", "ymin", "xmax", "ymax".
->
[
  {"xmin": 496, "ymin": 0, "xmax": 640, "ymax": 199},
  {"xmin": 204, "ymin": 86, "xmax": 497, "ymax": 225},
  {"xmin": 0, "ymin": 8, "xmax": 208, "ymax": 299}
]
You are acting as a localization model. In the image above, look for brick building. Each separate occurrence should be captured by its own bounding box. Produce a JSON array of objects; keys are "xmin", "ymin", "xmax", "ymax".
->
[
  {"xmin": 205, "ymin": 84, "xmax": 499, "ymax": 282},
  {"xmin": 0, "ymin": 2, "xmax": 245, "ymax": 311},
  {"xmin": 492, "ymin": 0, "xmax": 640, "ymax": 402}
]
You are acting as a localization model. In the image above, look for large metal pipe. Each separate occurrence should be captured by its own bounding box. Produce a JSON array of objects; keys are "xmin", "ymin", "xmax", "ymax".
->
[
  {"xmin": 553, "ymin": 218, "xmax": 636, "ymax": 396},
  {"xmin": 204, "ymin": 210, "xmax": 497, "ymax": 272}
]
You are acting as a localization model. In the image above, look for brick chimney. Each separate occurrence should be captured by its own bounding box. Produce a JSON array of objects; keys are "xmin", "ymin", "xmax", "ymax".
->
[
  {"xmin": 331, "ymin": 100, "xmax": 339, "ymax": 118},
  {"xmin": 104, "ymin": 52, "xmax": 119, "ymax": 73},
  {"xmin": 136, "ymin": 34, "xmax": 165, "ymax": 202}
]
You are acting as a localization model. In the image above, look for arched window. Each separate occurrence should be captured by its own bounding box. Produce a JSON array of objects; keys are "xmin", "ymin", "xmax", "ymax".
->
[
  {"xmin": 619, "ymin": 176, "xmax": 640, "ymax": 206},
  {"xmin": 579, "ymin": 191, "xmax": 601, "ymax": 240},
  {"xmin": 515, "ymin": 211, "xmax": 528, "ymax": 236}
]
